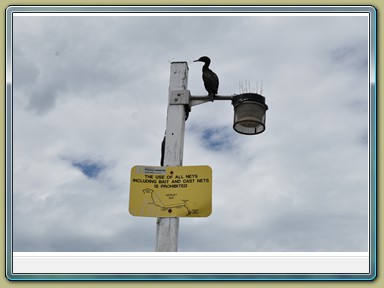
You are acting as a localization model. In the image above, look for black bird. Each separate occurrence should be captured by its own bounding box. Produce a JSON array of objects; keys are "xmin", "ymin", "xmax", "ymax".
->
[
  {"xmin": 194, "ymin": 56, "xmax": 219, "ymax": 101},
  {"xmin": 160, "ymin": 134, "xmax": 166, "ymax": 166}
]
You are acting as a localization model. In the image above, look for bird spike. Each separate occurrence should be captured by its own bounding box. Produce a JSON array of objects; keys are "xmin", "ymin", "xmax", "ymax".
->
[{"xmin": 238, "ymin": 80, "xmax": 265, "ymax": 94}]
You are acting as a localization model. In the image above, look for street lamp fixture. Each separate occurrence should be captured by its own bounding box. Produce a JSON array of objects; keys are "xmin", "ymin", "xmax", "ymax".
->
[{"xmin": 231, "ymin": 93, "xmax": 268, "ymax": 135}]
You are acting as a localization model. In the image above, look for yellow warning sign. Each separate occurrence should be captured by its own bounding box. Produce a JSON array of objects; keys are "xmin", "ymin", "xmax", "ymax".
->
[{"xmin": 129, "ymin": 165, "xmax": 212, "ymax": 217}]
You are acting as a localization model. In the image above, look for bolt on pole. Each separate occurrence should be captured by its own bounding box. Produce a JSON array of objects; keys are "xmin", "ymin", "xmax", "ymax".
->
[{"xmin": 156, "ymin": 62, "xmax": 189, "ymax": 252}]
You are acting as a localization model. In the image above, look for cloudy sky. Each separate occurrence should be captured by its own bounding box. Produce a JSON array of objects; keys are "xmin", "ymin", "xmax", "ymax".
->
[{"xmin": 11, "ymin": 9, "xmax": 371, "ymax": 252}]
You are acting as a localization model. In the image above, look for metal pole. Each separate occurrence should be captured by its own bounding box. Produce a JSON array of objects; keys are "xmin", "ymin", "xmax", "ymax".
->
[{"xmin": 156, "ymin": 62, "xmax": 188, "ymax": 252}]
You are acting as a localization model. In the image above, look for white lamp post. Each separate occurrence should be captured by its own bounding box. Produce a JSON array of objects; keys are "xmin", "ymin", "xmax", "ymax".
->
[{"xmin": 156, "ymin": 61, "xmax": 268, "ymax": 252}]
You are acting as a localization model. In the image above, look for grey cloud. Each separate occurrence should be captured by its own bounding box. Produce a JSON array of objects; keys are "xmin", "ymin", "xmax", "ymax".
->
[{"xmin": 12, "ymin": 14, "xmax": 371, "ymax": 252}]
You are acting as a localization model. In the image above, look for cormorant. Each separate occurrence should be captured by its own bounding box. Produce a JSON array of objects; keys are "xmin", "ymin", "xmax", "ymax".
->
[
  {"xmin": 160, "ymin": 134, "xmax": 165, "ymax": 166},
  {"xmin": 194, "ymin": 56, "xmax": 219, "ymax": 101}
]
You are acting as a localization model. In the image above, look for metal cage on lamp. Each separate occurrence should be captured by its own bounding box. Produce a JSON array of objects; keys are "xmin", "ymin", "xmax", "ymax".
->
[{"xmin": 231, "ymin": 93, "xmax": 268, "ymax": 135}]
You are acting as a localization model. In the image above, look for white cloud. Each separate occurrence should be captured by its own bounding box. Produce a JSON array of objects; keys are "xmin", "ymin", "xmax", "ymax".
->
[{"xmin": 11, "ymin": 12, "xmax": 370, "ymax": 252}]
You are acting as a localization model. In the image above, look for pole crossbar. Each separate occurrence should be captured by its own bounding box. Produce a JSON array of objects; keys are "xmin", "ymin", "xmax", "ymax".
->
[
  {"xmin": 190, "ymin": 95, "xmax": 234, "ymax": 107},
  {"xmin": 190, "ymin": 95, "xmax": 234, "ymax": 101}
]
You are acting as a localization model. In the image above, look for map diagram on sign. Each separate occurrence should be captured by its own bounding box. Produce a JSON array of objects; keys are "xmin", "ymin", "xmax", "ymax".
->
[
  {"xmin": 129, "ymin": 165, "xmax": 212, "ymax": 217},
  {"xmin": 142, "ymin": 188, "xmax": 192, "ymax": 216}
]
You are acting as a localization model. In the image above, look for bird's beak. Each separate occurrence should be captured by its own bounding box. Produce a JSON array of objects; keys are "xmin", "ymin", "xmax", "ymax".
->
[{"xmin": 193, "ymin": 59, "xmax": 199, "ymax": 62}]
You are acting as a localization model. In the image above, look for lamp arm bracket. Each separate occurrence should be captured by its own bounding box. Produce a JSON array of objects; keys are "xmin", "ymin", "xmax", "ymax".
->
[
  {"xmin": 190, "ymin": 95, "xmax": 235, "ymax": 107},
  {"xmin": 169, "ymin": 90, "xmax": 191, "ymax": 105}
]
